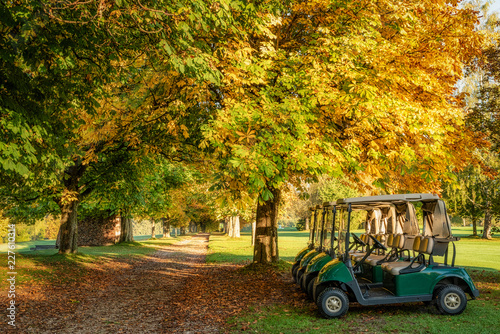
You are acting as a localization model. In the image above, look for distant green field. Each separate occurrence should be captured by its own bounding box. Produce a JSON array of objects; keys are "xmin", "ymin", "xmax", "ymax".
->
[{"xmin": 208, "ymin": 227, "xmax": 500, "ymax": 271}]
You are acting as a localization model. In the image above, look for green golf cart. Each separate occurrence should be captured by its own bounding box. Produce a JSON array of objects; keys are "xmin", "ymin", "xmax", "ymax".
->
[
  {"xmin": 302, "ymin": 198, "xmax": 396, "ymax": 299},
  {"xmin": 313, "ymin": 194, "xmax": 479, "ymax": 318},
  {"xmin": 291, "ymin": 205, "xmax": 321, "ymax": 283},
  {"xmin": 303, "ymin": 196, "xmax": 418, "ymax": 299},
  {"xmin": 300, "ymin": 203, "xmax": 338, "ymax": 298},
  {"xmin": 295, "ymin": 205, "xmax": 326, "ymax": 286}
]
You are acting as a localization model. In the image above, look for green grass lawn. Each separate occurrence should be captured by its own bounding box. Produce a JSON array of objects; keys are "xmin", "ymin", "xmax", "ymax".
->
[
  {"xmin": 207, "ymin": 229, "xmax": 310, "ymax": 264},
  {"xmin": 208, "ymin": 227, "xmax": 500, "ymax": 271},
  {"xmin": 208, "ymin": 227, "xmax": 500, "ymax": 333}
]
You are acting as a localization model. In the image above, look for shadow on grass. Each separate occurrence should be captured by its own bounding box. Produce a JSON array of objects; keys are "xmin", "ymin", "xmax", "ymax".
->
[
  {"xmin": 207, "ymin": 252, "xmax": 252, "ymax": 264},
  {"xmin": 464, "ymin": 265, "xmax": 500, "ymax": 272},
  {"xmin": 277, "ymin": 231, "xmax": 309, "ymax": 238},
  {"xmin": 140, "ymin": 238, "xmax": 186, "ymax": 247},
  {"xmin": 207, "ymin": 252, "xmax": 296, "ymax": 269},
  {"xmin": 457, "ymin": 235, "xmax": 500, "ymax": 240}
]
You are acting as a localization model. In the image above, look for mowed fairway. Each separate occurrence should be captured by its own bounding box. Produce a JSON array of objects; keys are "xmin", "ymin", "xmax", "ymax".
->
[
  {"xmin": 208, "ymin": 227, "xmax": 500, "ymax": 271},
  {"xmin": 208, "ymin": 228, "xmax": 500, "ymax": 334}
]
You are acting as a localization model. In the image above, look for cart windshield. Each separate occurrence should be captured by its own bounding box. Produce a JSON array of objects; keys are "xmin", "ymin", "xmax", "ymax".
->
[
  {"xmin": 307, "ymin": 209, "xmax": 315, "ymax": 246},
  {"xmin": 322, "ymin": 206, "xmax": 337, "ymax": 252},
  {"xmin": 314, "ymin": 207, "xmax": 323, "ymax": 247},
  {"xmin": 337, "ymin": 206, "xmax": 347, "ymax": 256}
]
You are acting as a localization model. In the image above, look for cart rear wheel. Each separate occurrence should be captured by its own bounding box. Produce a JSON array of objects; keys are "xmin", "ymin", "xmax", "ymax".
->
[
  {"xmin": 307, "ymin": 277, "xmax": 316, "ymax": 300},
  {"xmin": 317, "ymin": 287, "xmax": 349, "ymax": 319},
  {"xmin": 296, "ymin": 270, "xmax": 304, "ymax": 288},
  {"xmin": 435, "ymin": 285, "xmax": 467, "ymax": 315},
  {"xmin": 291, "ymin": 263, "xmax": 299, "ymax": 283}
]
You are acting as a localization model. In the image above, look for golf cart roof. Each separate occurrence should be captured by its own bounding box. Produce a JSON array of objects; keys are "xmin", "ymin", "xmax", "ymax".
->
[{"xmin": 336, "ymin": 193, "xmax": 440, "ymax": 205}]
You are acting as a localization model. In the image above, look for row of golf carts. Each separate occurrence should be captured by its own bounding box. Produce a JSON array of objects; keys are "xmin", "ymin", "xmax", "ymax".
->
[{"xmin": 292, "ymin": 194, "xmax": 479, "ymax": 318}]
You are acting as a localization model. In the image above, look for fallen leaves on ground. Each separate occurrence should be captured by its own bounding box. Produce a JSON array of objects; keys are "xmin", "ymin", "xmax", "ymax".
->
[
  {"xmin": 0, "ymin": 235, "xmax": 302, "ymax": 333},
  {"xmin": 164, "ymin": 263, "xmax": 300, "ymax": 333}
]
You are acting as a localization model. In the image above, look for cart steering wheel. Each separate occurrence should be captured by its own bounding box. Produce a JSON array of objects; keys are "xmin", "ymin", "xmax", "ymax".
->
[
  {"xmin": 369, "ymin": 235, "xmax": 388, "ymax": 251},
  {"xmin": 352, "ymin": 233, "xmax": 366, "ymax": 246}
]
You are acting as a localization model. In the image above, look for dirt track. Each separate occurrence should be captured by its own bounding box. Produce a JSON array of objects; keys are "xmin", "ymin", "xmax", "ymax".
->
[
  {"xmin": 11, "ymin": 234, "xmax": 215, "ymax": 334},
  {"xmin": 4, "ymin": 233, "xmax": 298, "ymax": 334}
]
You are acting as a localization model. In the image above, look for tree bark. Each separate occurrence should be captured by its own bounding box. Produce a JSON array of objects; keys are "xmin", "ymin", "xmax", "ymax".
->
[
  {"xmin": 482, "ymin": 206, "xmax": 493, "ymax": 239},
  {"xmin": 227, "ymin": 216, "xmax": 234, "ymax": 237},
  {"xmin": 251, "ymin": 221, "xmax": 256, "ymax": 246},
  {"xmin": 162, "ymin": 218, "xmax": 171, "ymax": 238},
  {"xmin": 472, "ymin": 218, "xmax": 478, "ymax": 236},
  {"xmin": 119, "ymin": 211, "xmax": 134, "ymax": 243},
  {"xmin": 57, "ymin": 200, "xmax": 79, "ymax": 254},
  {"xmin": 56, "ymin": 162, "xmax": 87, "ymax": 254},
  {"xmin": 305, "ymin": 217, "xmax": 310, "ymax": 231},
  {"xmin": 233, "ymin": 216, "xmax": 240, "ymax": 238},
  {"xmin": 151, "ymin": 219, "xmax": 156, "ymax": 239},
  {"xmin": 253, "ymin": 187, "xmax": 281, "ymax": 264},
  {"xmin": 180, "ymin": 226, "xmax": 186, "ymax": 235}
]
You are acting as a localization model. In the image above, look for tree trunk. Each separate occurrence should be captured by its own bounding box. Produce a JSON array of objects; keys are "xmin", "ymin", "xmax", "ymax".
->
[
  {"xmin": 180, "ymin": 226, "xmax": 186, "ymax": 235},
  {"xmin": 253, "ymin": 187, "xmax": 281, "ymax": 264},
  {"xmin": 233, "ymin": 216, "xmax": 240, "ymax": 238},
  {"xmin": 305, "ymin": 217, "xmax": 310, "ymax": 231},
  {"xmin": 482, "ymin": 207, "xmax": 492, "ymax": 239},
  {"xmin": 56, "ymin": 162, "xmax": 87, "ymax": 254},
  {"xmin": 462, "ymin": 217, "xmax": 466, "ymax": 227},
  {"xmin": 222, "ymin": 220, "xmax": 227, "ymax": 233},
  {"xmin": 227, "ymin": 216, "xmax": 233, "ymax": 237},
  {"xmin": 472, "ymin": 218, "xmax": 478, "ymax": 236},
  {"xmin": 174, "ymin": 228, "xmax": 177, "ymax": 237},
  {"xmin": 162, "ymin": 218, "xmax": 171, "ymax": 238},
  {"xmin": 119, "ymin": 211, "xmax": 134, "ymax": 243},
  {"xmin": 151, "ymin": 219, "xmax": 156, "ymax": 239},
  {"xmin": 57, "ymin": 200, "xmax": 79, "ymax": 254},
  {"xmin": 251, "ymin": 221, "xmax": 256, "ymax": 246},
  {"xmin": 56, "ymin": 228, "xmax": 61, "ymax": 249}
]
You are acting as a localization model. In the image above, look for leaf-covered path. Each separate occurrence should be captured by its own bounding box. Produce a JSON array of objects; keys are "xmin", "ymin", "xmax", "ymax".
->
[
  {"xmin": 9, "ymin": 234, "xmax": 213, "ymax": 333},
  {"xmin": 61, "ymin": 234, "xmax": 212, "ymax": 333},
  {"xmin": 5, "ymin": 234, "xmax": 298, "ymax": 333}
]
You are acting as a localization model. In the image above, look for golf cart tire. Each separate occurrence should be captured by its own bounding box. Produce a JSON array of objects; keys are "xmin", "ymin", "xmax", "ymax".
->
[
  {"xmin": 299, "ymin": 273, "xmax": 307, "ymax": 292},
  {"xmin": 435, "ymin": 285, "xmax": 467, "ymax": 315},
  {"xmin": 291, "ymin": 263, "xmax": 299, "ymax": 283},
  {"xmin": 296, "ymin": 270, "xmax": 304, "ymax": 288},
  {"xmin": 317, "ymin": 287, "xmax": 349, "ymax": 319},
  {"xmin": 307, "ymin": 277, "xmax": 316, "ymax": 300}
]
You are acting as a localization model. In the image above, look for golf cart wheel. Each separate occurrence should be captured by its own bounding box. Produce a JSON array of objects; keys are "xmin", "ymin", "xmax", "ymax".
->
[
  {"xmin": 435, "ymin": 285, "xmax": 467, "ymax": 315},
  {"xmin": 317, "ymin": 287, "xmax": 349, "ymax": 319},
  {"xmin": 291, "ymin": 263, "xmax": 299, "ymax": 283},
  {"xmin": 298, "ymin": 273, "xmax": 307, "ymax": 292},
  {"xmin": 307, "ymin": 277, "xmax": 316, "ymax": 300},
  {"xmin": 296, "ymin": 270, "xmax": 304, "ymax": 287}
]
